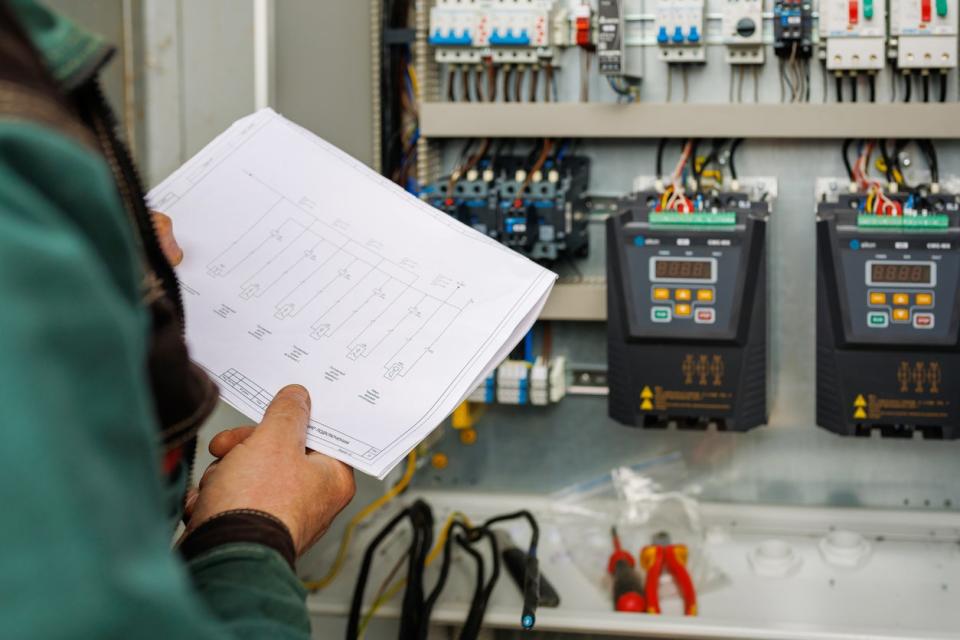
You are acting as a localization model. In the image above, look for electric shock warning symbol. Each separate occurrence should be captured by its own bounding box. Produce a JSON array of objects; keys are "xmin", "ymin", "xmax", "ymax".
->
[
  {"xmin": 853, "ymin": 394, "xmax": 867, "ymax": 420},
  {"xmin": 641, "ymin": 386, "xmax": 654, "ymax": 411}
]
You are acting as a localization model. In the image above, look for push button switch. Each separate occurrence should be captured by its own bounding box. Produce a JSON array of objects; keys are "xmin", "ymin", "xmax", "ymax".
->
[
  {"xmin": 867, "ymin": 311, "xmax": 889, "ymax": 328},
  {"xmin": 675, "ymin": 303, "xmax": 692, "ymax": 317},
  {"xmin": 893, "ymin": 308, "xmax": 910, "ymax": 322},
  {"xmin": 868, "ymin": 291, "xmax": 887, "ymax": 306},
  {"xmin": 893, "ymin": 293, "xmax": 909, "ymax": 306},
  {"xmin": 652, "ymin": 307, "xmax": 672, "ymax": 323},
  {"xmin": 697, "ymin": 289, "xmax": 714, "ymax": 302},
  {"xmin": 916, "ymin": 293, "xmax": 933, "ymax": 307},
  {"xmin": 914, "ymin": 313, "xmax": 935, "ymax": 329},
  {"xmin": 653, "ymin": 287, "xmax": 670, "ymax": 300},
  {"xmin": 675, "ymin": 289, "xmax": 692, "ymax": 301}
]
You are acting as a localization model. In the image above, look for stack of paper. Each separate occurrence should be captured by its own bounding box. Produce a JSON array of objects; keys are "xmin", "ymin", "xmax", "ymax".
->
[{"xmin": 148, "ymin": 109, "xmax": 556, "ymax": 478}]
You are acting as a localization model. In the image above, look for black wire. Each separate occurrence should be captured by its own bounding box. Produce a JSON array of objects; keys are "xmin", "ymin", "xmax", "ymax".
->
[
  {"xmin": 923, "ymin": 74, "xmax": 930, "ymax": 102},
  {"xmin": 835, "ymin": 75, "xmax": 843, "ymax": 103},
  {"xmin": 940, "ymin": 71, "xmax": 948, "ymax": 102},
  {"xmin": 850, "ymin": 75, "xmax": 858, "ymax": 103},
  {"xmin": 459, "ymin": 530, "xmax": 501, "ymax": 640},
  {"xmin": 453, "ymin": 535, "xmax": 486, "ymax": 640},
  {"xmin": 868, "ymin": 75, "xmax": 876, "ymax": 103},
  {"xmin": 655, "ymin": 138, "xmax": 668, "ymax": 180},
  {"xmin": 841, "ymin": 139, "xmax": 855, "ymax": 181},
  {"xmin": 728, "ymin": 138, "xmax": 744, "ymax": 182},
  {"xmin": 919, "ymin": 139, "xmax": 939, "ymax": 184},
  {"xmin": 346, "ymin": 507, "xmax": 413, "ymax": 640},
  {"xmin": 904, "ymin": 73, "xmax": 912, "ymax": 102},
  {"xmin": 399, "ymin": 502, "xmax": 434, "ymax": 640},
  {"xmin": 479, "ymin": 510, "xmax": 540, "ymax": 556}
]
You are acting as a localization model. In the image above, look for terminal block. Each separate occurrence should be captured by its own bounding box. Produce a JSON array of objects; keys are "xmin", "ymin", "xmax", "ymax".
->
[
  {"xmin": 655, "ymin": 0, "xmax": 706, "ymax": 63},
  {"xmin": 890, "ymin": 0, "xmax": 959, "ymax": 69},
  {"xmin": 821, "ymin": 0, "xmax": 887, "ymax": 70},
  {"xmin": 723, "ymin": 0, "xmax": 765, "ymax": 64}
]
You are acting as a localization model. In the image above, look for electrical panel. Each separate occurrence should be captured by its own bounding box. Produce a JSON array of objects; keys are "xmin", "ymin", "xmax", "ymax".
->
[
  {"xmin": 821, "ymin": 0, "xmax": 887, "ymax": 70},
  {"xmin": 429, "ymin": 0, "xmax": 561, "ymax": 65},
  {"xmin": 774, "ymin": 0, "xmax": 815, "ymax": 58},
  {"xmin": 890, "ymin": 0, "xmax": 959, "ymax": 69},
  {"xmin": 816, "ymin": 191, "xmax": 960, "ymax": 439},
  {"xmin": 655, "ymin": 0, "xmax": 707, "ymax": 63},
  {"xmin": 723, "ymin": 0, "xmax": 765, "ymax": 64},
  {"xmin": 597, "ymin": 0, "xmax": 634, "ymax": 76}
]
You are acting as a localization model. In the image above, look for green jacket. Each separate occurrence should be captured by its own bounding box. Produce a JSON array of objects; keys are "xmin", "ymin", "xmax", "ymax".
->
[{"xmin": 0, "ymin": 2, "xmax": 312, "ymax": 637}]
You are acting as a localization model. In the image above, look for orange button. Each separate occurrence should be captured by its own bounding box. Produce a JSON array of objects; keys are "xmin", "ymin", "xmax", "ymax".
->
[
  {"xmin": 675, "ymin": 289, "xmax": 692, "ymax": 301},
  {"xmin": 697, "ymin": 289, "xmax": 714, "ymax": 302},
  {"xmin": 675, "ymin": 303, "xmax": 692, "ymax": 317},
  {"xmin": 653, "ymin": 288, "xmax": 670, "ymax": 300},
  {"xmin": 916, "ymin": 293, "xmax": 933, "ymax": 306},
  {"xmin": 869, "ymin": 292, "xmax": 887, "ymax": 306},
  {"xmin": 893, "ymin": 293, "xmax": 909, "ymax": 306},
  {"xmin": 893, "ymin": 308, "xmax": 910, "ymax": 322}
]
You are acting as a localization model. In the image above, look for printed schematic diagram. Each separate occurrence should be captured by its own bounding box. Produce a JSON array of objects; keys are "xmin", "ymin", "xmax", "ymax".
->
[{"xmin": 204, "ymin": 169, "xmax": 473, "ymax": 383}]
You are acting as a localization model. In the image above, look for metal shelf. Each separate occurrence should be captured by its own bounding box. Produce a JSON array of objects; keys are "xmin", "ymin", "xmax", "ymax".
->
[{"xmin": 420, "ymin": 103, "xmax": 960, "ymax": 139}]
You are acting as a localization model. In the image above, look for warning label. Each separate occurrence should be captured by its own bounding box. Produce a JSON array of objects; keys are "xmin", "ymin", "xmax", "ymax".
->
[
  {"xmin": 640, "ymin": 385, "xmax": 733, "ymax": 413},
  {"xmin": 852, "ymin": 392, "xmax": 950, "ymax": 421}
]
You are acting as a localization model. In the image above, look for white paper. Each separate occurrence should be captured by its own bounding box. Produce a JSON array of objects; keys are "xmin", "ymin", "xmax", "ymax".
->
[{"xmin": 148, "ymin": 109, "xmax": 556, "ymax": 478}]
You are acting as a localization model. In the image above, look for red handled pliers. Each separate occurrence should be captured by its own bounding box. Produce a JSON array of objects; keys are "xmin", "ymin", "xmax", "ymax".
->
[{"xmin": 640, "ymin": 531, "xmax": 697, "ymax": 616}]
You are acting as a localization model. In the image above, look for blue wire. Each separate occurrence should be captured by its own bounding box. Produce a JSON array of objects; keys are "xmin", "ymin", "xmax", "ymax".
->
[{"xmin": 523, "ymin": 329, "xmax": 535, "ymax": 363}]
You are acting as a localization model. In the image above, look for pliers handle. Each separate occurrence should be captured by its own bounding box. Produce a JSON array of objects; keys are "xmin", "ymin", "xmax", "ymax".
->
[{"xmin": 640, "ymin": 543, "xmax": 697, "ymax": 616}]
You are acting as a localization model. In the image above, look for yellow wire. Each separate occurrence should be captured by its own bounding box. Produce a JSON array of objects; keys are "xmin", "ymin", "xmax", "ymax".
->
[
  {"xmin": 659, "ymin": 185, "xmax": 673, "ymax": 210},
  {"xmin": 407, "ymin": 63, "xmax": 420, "ymax": 98},
  {"xmin": 357, "ymin": 511, "xmax": 473, "ymax": 637},
  {"xmin": 303, "ymin": 451, "xmax": 418, "ymax": 592}
]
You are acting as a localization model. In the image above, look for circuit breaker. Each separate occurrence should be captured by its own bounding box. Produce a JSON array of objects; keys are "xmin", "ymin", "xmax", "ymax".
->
[
  {"xmin": 821, "ymin": 0, "xmax": 887, "ymax": 70},
  {"xmin": 890, "ymin": 0, "xmax": 959, "ymax": 69},
  {"xmin": 774, "ymin": 0, "xmax": 814, "ymax": 58},
  {"xmin": 723, "ymin": 0, "xmax": 765, "ymax": 64},
  {"xmin": 655, "ymin": 0, "xmax": 706, "ymax": 63},
  {"xmin": 429, "ymin": 0, "xmax": 561, "ymax": 65},
  {"xmin": 607, "ymin": 192, "xmax": 770, "ymax": 431},
  {"xmin": 816, "ymin": 193, "xmax": 960, "ymax": 439}
]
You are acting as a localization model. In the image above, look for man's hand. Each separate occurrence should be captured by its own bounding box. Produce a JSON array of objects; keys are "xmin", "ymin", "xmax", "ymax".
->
[
  {"xmin": 186, "ymin": 385, "xmax": 356, "ymax": 555},
  {"xmin": 152, "ymin": 211, "xmax": 183, "ymax": 266}
]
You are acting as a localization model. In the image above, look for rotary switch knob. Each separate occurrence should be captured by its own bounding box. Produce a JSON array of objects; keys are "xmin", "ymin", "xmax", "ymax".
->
[{"xmin": 736, "ymin": 17, "xmax": 757, "ymax": 38}]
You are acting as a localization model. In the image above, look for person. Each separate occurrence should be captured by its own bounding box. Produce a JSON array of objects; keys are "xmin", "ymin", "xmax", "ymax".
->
[{"xmin": 0, "ymin": 1, "xmax": 356, "ymax": 637}]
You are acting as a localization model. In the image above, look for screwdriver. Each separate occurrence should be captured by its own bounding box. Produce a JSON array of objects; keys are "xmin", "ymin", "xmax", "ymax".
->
[{"xmin": 608, "ymin": 527, "xmax": 646, "ymax": 613}]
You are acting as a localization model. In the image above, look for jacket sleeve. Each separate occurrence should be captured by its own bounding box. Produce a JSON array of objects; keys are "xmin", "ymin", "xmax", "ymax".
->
[{"xmin": 0, "ymin": 121, "xmax": 310, "ymax": 639}]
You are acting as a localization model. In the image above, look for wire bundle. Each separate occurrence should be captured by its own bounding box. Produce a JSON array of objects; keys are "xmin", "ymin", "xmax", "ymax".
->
[{"xmin": 347, "ymin": 505, "xmax": 541, "ymax": 639}]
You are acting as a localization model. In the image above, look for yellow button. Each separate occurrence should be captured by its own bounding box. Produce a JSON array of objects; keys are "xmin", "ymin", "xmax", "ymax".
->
[
  {"xmin": 916, "ymin": 293, "xmax": 933, "ymax": 306},
  {"xmin": 697, "ymin": 289, "xmax": 714, "ymax": 302},
  {"xmin": 869, "ymin": 292, "xmax": 887, "ymax": 306},
  {"xmin": 893, "ymin": 293, "xmax": 909, "ymax": 306},
  {"xmin": 653, "ymin": 288, "xmax": 670, "ymax": 300},
  {"xmin": 675, "ymin": 303, "xmax": 692, "ymax": 317},
  {"xmin": 893, "ymin": 308, "xmax": 910, "ymax": 322},
  {"xmin": 675, "ymin": 289, "xmax": 692, "ymax": 301}
]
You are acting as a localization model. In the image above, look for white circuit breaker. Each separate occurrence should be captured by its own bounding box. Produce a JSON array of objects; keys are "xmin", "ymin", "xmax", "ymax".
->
[
  {"xmin": 429, "ymin": 0, "xmax": 560, "ymax": 65},
  {"xmin": 722, "ymin": 0, "xmax": 765, "ymax": 63},
  {"xmin": 821, "ymin": 0, "xmax": 887, "ymax": 70},
  {"xmin": 655, "ymin": 0, "xmax": 706, "ymax": 63},
  {"xmin": 890, "ymin": 0, "xmax": 959, "ymax": 69}
]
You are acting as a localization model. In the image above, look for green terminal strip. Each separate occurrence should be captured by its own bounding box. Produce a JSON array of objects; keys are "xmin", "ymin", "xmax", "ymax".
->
[
  {"xmin": 649, "ymin": 212, "xmax": 738, "ymax": 226},
  {"xmin": 857, "ymin": 214, "xmax": 950, "ymax": 229}
]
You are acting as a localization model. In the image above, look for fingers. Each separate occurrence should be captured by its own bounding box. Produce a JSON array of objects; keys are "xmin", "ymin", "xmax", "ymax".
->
[
  {"xmin": 209, "ymin": 426, "xmax": 256, "ymax": 458},
  {"xmin": 152, "ymin": 211, "xmax": 183, "ymax": 266},
  {"xmin": 256, "ymin": 384, "xmax": 311, "ymax": 449}
]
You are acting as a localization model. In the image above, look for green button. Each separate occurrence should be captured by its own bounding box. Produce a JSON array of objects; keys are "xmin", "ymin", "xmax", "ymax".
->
[
  {"xmin": 868, "ymin": 313, "xmax": 888, "ymax": 327},
  {"xmin": 654, "ymin": 309, "xmax": 670, "ymax": 320},
  {"xmin": 937, "ymin": 0, "xmax": 948, "ymax": 18},
  {"xmin": 864, "ymin": 0, "xmax": 874, "ymax": 19}
]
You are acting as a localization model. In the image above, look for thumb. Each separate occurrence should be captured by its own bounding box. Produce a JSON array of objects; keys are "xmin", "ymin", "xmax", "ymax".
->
[{"xmin": 255, "ymin": 384, "xmax": 311, "ymax": 450}]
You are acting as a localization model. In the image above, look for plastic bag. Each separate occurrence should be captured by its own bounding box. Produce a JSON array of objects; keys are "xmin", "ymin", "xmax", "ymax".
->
[{"xmin": 548, "ymin": 453, "xmax": 727, "ymax": 610}]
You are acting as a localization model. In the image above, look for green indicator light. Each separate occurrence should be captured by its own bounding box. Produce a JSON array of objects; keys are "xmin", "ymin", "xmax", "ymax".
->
[
  {"xmin": 864, "ymin": 0, "xmax": 874, "ymax": 19},
  {"xmin": 937, "ymin": 0, "xmax": 948, "ymax": 18},
  {"xmin": 649, "ymin": 212, "xmax": 737, "ymax": 226},
  {"xmin": 857, "ymin": 214, "xmax": 949, "ymax": 229}
]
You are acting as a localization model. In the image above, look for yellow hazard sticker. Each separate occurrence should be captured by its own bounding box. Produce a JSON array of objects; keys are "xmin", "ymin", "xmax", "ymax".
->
[{"xmin": 640, "ymin": 385, "xmax": 733, "ymax": 413}]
